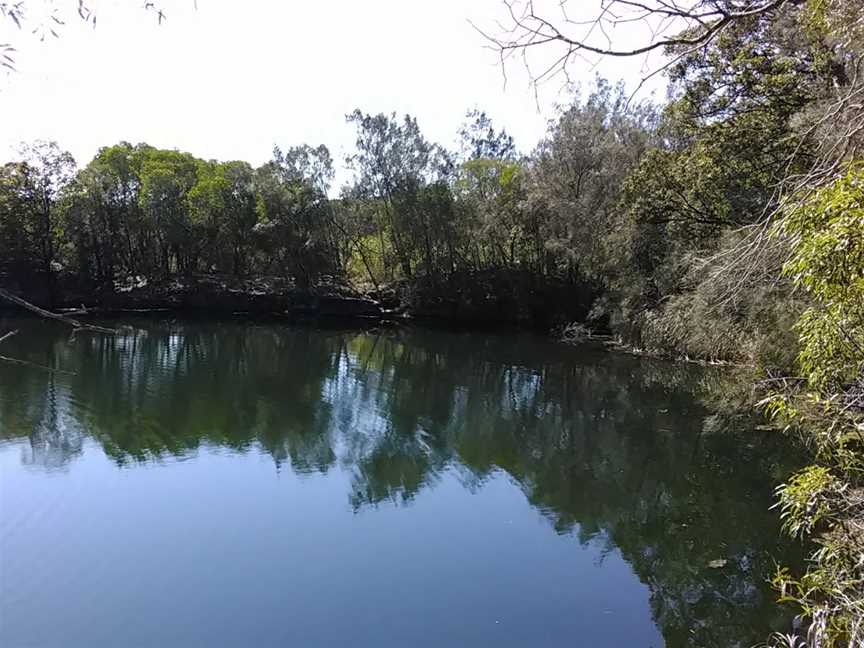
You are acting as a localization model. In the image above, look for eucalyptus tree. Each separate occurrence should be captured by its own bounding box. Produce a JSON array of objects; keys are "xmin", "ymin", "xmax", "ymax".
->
[
  {"xmin": 0, "ymin": 161, "xmax": 40, "ymax": 273},
  {"xmin": 453, "ymin": 158, "xmax": 526, "ymax": 271},
  {"xmin": 527, "ymin": 80, "xmax": 656, "ymax": 280},
  {"xmin": 272, "ymin": 144, "xmax": 334, "ymax": 195},
  {"xmin": 62, "ymin": 142, "xmax": 151, "ymax": 283},
  {"xmin": 345, "ymin": 110, "xmax": 452, "ymax": 281},
  {"xmin": 137, "ymin": 148, "xmax": 198, "ymax": 275},
  {"xmin": 186, "ymin": 160, "xmax": 257, "ymax": 275},
  {"xmin": 452, "ymin": 110, "xmax": 527, "ymax": 272},
  {"xmin": 13, "ymin": 141, "xmax": 76, "ymax": 277},
  {"xmin": 253, "ymin": 145, "xmax": 337, "ymax": 285},
  {"xmin": 458, "ymin": 109, "xmax": 516, "ymax": 162},
  {"xmin": 271, "ymin": 144, "xmax": 343, "ymax": 278},
  {"xmin": 217, "ymin": 161, "xmax": 257, "ymax": 276}
]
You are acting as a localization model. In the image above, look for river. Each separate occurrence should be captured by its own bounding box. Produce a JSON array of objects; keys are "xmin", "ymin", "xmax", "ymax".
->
[{"xmin": 0, "ymin": 317, "xmax": 804, "ymax": 647}]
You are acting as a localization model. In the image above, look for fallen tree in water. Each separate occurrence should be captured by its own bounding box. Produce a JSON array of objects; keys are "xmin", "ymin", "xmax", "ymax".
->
[
  {"xmin": 0, "ymin": 285, "xmax": 113, "ymax": 374},
  {"xmin": 0, "ymin": 274, "xmax": 385, "ymax": 322},
  {"xmin": 0, "ymin": 287, "xmax": 114, "ymax": 333}
]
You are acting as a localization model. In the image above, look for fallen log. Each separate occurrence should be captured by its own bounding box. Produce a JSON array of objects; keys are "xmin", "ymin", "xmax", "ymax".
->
[{"xmin": 0, "ymin": 287, "xmax": 114, "ymax": 334}]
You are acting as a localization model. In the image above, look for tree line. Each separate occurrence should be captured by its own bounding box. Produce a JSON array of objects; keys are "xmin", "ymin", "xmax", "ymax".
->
[
  {"xmin": 1, "ymin": 0, "xmax": 862, "ymax": 641},
  {"xmin": 0, "ymin": 94, "xmax": 641, "ymax": 288}
]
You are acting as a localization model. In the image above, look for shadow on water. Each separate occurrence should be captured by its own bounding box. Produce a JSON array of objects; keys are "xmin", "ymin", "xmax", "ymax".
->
[{"xmin": 0, "ymin": 315, "xmax": 806, "ymax": 647}]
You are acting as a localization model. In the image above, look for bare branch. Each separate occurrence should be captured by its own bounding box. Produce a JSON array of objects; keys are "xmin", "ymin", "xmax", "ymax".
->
[
  {"xmin": 0, "ymin": 353, "xmax": 76, "ymax": 375},
  {"xmin": 0, "ymin": 287, "xmax": 114, "ymax": 333},
  {"xmin": 478, "ymin": 0, "xmax": 792, "ymax": 97}
]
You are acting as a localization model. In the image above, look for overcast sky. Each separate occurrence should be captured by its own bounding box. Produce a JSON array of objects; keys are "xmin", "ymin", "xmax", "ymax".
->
[{"xmin": 1, "ymin": 0, "xmax": 665, "ymax": 184}]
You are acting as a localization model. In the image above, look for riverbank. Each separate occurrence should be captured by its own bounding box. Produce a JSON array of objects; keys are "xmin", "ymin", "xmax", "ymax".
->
[
  {"xmin": 0, "ymin": 270, "xmax": 595, "ymax": 331},
  {"xmin": 1, "ymin": 273, "xmax": 388, "ymax": 322}
]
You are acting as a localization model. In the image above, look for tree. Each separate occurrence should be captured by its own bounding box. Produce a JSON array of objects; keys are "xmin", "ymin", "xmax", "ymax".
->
[
  {"xmin": 455, "ymin": 157, "xmax": 527, "ymax": 271},
  {"xmin": 345, "ymin": 110, "xmax": 451, "ymax": 281},
  {"xmin": 137, "ymin": 148, "xmax": 198, "ymax": 274},
  {"xmin": 62, "ymin": 142, "xmax": 151, "ymax": 283},
  {"xmin": 477, "ymin": 0, "xmax": 793, "ymax": 90},
  {"xmin": 765, "ymin": 164, "xmax": 864, "ymax": 646},
  {"xmin": 272, "ymin": 144, "xmax": 334, "ymax": 195},
  {"xmin": 217, "ymin": 161, "xmax": 257, "ymax": 276},
  {"xmin": 528, "ymin": 79, "xmax": 656, "ymax": 280},
  {"xmin": 0, "ymin": 161, "xmax": 42, "ymax": 273},
  {"xmin": 254, "ymin": 146, "xmax": 337, "ymax": 285},
  {"xmin": 458, "ymin": 109, "xmax": 516, "ymax": 161},
  {"xmin": 13, "ymin": 141, "xmax": 75, "ymax": 278}
]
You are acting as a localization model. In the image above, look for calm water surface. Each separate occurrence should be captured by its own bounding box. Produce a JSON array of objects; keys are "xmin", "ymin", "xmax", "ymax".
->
[{"xmin": 0, "ymin": 317, "xmax": 803, "ymax": 647}]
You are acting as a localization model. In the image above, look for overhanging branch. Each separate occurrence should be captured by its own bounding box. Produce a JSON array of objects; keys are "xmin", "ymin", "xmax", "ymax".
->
[{"xmin": 474, "ymin": 0, "xmax": 792, "ymax": 90}]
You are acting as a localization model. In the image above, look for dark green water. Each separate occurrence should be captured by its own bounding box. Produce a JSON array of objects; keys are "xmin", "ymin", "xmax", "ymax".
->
[{"xmin": 0, "ymin": 317, "xmax": 804, "ymax": 647}]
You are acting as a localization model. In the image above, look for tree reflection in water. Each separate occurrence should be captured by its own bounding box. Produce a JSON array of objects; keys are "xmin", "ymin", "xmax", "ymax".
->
[{"xmin": 0, "ymin": 316, "xmax": 805, "ymax": 647}]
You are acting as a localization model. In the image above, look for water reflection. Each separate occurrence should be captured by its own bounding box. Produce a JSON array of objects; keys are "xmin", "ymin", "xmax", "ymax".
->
[{"xmin": 0, "ymin": 317, "xmax": 803, "ymax": 646}]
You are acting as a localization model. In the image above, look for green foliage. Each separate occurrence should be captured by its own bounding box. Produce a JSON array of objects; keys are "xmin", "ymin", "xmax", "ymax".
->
[
  {"xmin": 763, "ymin": 165, "xmax": 864, "ymax": 646},
  {"xmin": 0, "ymin": 141, "xmax": 345, "ymax": 287},
  {"xmin": 780, "ymin": 165, "xmax": 864, "ymax": 392},
  {"xmin": 529, "ymin": 79, "xmax": 657, "ymax": 280},
  {"xmin": 454, "ymin": 158, "xmax": 533, "ymax": 271},
  {"xmin": 775, "ymin": 465, "xmax": 845, "ymax": 538},
  {"xmin": 344, "ymin": 109, "xmax": 456, "ymax": 281},
  {"xmin": 0, "ymin": 162, "xmax": 42, "ymax": 272}
]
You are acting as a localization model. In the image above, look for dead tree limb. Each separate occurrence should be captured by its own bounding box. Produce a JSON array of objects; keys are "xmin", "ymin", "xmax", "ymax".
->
[
  {"xmin": 0, "ymin": 287, "xmax": 115, "ymax": 334},
  {"xmin": 473, "ymin": 0, "xmax": 792, "ymax": 92}
]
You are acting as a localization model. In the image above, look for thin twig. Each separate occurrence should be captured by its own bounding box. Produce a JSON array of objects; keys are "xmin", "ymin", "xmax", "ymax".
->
[{"xmin": 0, "ymin": 354, "xmax": 77, "ymax": 375}]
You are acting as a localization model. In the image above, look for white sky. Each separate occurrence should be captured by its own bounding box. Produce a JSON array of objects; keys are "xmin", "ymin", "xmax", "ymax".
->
[{"xmin": 1, "ymin": 0, "xmax": 666, "ymax": 185}]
